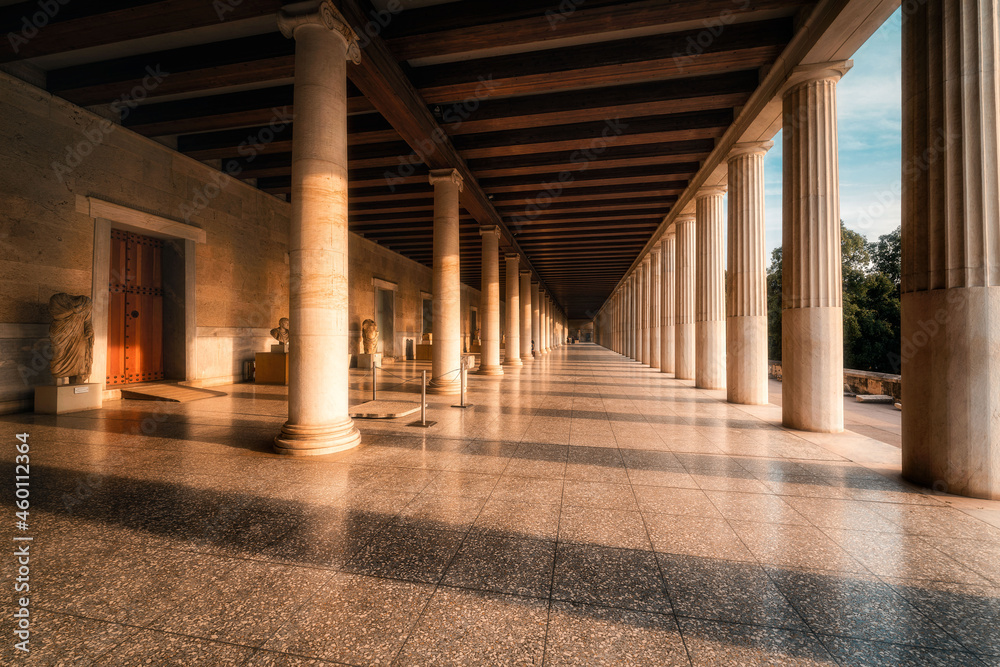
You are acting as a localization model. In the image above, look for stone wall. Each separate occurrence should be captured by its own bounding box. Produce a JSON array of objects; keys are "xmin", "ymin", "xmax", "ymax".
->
[
  {"xmin": 0, "ymin": 71, "xmax": 481, "ymax": 413},
  {"xmin": 767, "ymin": 361, "xmax": 902, "ymax": 400}
]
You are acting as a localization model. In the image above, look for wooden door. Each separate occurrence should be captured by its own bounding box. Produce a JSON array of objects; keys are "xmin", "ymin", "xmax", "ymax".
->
[{"xmin": 107, "ymin": 230, "xmax": 164, "ymax": 386}]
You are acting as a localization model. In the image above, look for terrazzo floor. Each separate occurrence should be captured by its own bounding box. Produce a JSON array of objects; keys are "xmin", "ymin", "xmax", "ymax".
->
[{"xmin": 2, "ymin": 344, "xmax": 999, "ymax": 666}]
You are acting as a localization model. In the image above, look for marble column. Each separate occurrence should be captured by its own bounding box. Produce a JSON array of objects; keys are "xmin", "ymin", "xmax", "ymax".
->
[
  {"xmin": 649, "ymin": 246, "xmax": 662, "ymax": 370},
  {"xmin": 675, "ymin": 215, "xmax": 696, "ymax": 380},
  {"xmin": 727, "ymin": 142, "xmax": 772, "ymax": 404},
  {"xmin": 901, "ymin": 0, "xmax": 999, "ymax": 500},
  {"xmin": 542, "ymin": 293, "xmax": 550, "ymax": 353},
  {"xmin": 660, "ymin": 233, "xmax": 676, "ymax": 374},
  {"xmin": 520, "ymin": 270, "xmax": 533, "ymax": 362},
  {"xmin": 427, "ymin": 168, "xmax": 464, "ymax": 394},
  {"xmin": 504, "ymin": 254, "xmax": 522, "ymax": 367},
  {"xmin": 696, "ymin": 187, "xmax": 727, "ymax": 390},
  {"xmin": 477, "ymin": 225, "xmax": 503, "ymax": 376},
  {"xmin": 531, "ymin": 281, "xmax": 541, "ymax": 357},
  {"xmin": 640, "ymin": 256, "xmax": 652, "ymax": 365},
  {"xmin": 274, "ymin": 0, "xmax": 361, "ymax": 456},
  {"xmin": 781, "ymin": 62, "xmax": 851, "ymax": 431}
]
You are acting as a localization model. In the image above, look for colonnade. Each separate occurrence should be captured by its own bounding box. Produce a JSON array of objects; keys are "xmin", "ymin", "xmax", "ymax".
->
[{"xmin": 600, "ymin": 61, "xmax": 853, "ymax": 432}]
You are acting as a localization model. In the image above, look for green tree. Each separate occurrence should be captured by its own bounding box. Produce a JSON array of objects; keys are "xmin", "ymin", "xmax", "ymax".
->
[{"xmin": 766, "ymin": 222, "xmax": 901, "ymax": 372}]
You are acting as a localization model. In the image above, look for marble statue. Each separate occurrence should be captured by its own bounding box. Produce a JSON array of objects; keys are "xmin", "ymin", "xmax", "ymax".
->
[
  {"xmin": 48, "ymin": 293, "xmax": 94, "ymax": 384},
  {"xmin": 270, "ymin": 318, "xmax": 290, "ymax": 345},
  {"xmin": 362, "ymin": 319, "xmax": 379, "ymax": 354}
]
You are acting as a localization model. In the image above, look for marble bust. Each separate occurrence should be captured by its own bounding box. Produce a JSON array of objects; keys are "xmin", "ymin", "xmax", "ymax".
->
[{"xmin": 270, "ymin": 318, "xmax": 290, "ymax": 345}]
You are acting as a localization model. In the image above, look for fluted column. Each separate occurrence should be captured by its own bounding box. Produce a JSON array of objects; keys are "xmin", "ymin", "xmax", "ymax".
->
[
  {"xmin": 901, "ymin": 0, "xmax": 1000, "ymax": 499},
  {"xmin": 675, "ymin": 215, "xmax": 696, "ymax": 380},
  {"xmin": 520, "ymin": 270, "xmax": 533, "ymax": 362},
  {"xmin": 642, "ymin": 256, "xmax": 653, "ymax": 365},
  {"xmin": 781, "ymin": 62, "xmax": 851, "ymax": 431},
  {"xmin": 477, "ymin": 226, "xmax": 503, "ymax": 376},
  {"xmin": 275, "ymin": 1, "xmax": 361, "ymax": 455},
  {"xmin": 727, "ymin": 142, "xmax": 772, "ymax": 404},
  {"xmin": 539, "ymin": 290, "xmax": 548, "ymax": 354},
  {"xmin": 696, "ymin": 187, "xmax": 726, "ymax": 390},
  {"xmin": 504, "ymin": 254, "xmax": 522, "ymax": 367},
  {"xmin": 531, "ymin": 282, "xmax": 541, "ymax": 357},
  {"xmin": 660, "ymin": 233, "xmax": 676, "ymax": 374},
  {"xmin": 427, "ymin": 168, "xmax": 464, "ymax": 394},
  {"xmin": 543, "ymin": 294, "xmax": 551, "ymax": 353},
  {"xmin": 649, "ymin": 247, "xmax": 662, "ymax": 370}
]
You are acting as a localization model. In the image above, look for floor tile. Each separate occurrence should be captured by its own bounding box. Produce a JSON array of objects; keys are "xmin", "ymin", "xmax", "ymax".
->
[
  {"xmin": 442, "ymin": 534, "xmax": 555, "ymax": 597},
  {"xmin": 341, "ymin": 525, "xmax": 464, "ymax": 584},
  {"xmin": 545, "ymin": 601, "xmax": 689, "ymax": 666},
  {"xmin": 552, "ymin": 543, "xmax": 670, "ymax": 614},
  {"xmin": 91, "ymin": 629, "xmax": 255, "ymax": 666},
  {"xmin": 395, "ymin": 587, "xmax": 547, "ymax": 666},
  {"xmin": 644, "ymin": 513, "xmax": 756, "ymax": 561},
  {"xmin": 264, "ymin": 572, "xmax": 432, "ymax": 664},
  {"xmin": 558, "ymin": 505, "xmax": 652, "ymax": 550},
  {"xmin": 471, "ymin": 498, "xmax": 561, "ymax": 541},
  {"xmin": 679, "ymin": 618, "xmax": 837, "ymax": 666}
]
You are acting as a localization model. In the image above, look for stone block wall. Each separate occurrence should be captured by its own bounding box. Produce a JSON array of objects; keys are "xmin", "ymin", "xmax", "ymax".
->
[{"xmin": 0, "ymin": 72, "xmax": 481, "ymax": 412}]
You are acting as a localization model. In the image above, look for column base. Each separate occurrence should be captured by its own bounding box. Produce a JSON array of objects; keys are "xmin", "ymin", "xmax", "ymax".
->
[
  {"xmin": 476, "ymin": 365, "xmax": 504, "ymax": 376},
  {"xmin": 520, "ymin": 354, "xmax": 533, "ymax": 362},
  {"xmin": 781, "ymin": 306, "xmax": 843, "ymax": 433},
  {"xmin": 274, "ymin": 417, "xmax": 361, "ymax": 456},
  {"xmin": 726, "ymin": 315, "xmax": 768, "ymax": 404},
  {"xmin": 901, "ymin": 287, "xmax": 1000, "ymax": 500},
  {"xmin": 427, "ymin": 377, "xmax": 461, "ymax": 394},
  {"xmin": 504, "ymin": 358, "xmax": 523, "ymax": 367}
]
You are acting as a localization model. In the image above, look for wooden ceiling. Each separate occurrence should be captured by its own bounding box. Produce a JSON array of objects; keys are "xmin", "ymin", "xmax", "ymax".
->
[{"xmin": 0, "ymin": 0, "xmax": 815, "ymax": 317}]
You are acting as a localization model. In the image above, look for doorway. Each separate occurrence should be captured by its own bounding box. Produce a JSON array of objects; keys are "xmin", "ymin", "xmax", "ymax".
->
[
  {"xmin": 107, "ymin": 230, "xmax": 165, "ymax": 385},
  {"xmin": 375, "ymin": 287, "xmax": 394, "ymax": 357}
]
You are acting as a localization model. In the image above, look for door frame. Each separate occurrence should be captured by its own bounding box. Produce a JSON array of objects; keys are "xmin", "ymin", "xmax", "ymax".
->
[
  {"xmin": 78, "ymin": 196, "xmax": 205, "ymax": 395},
  {"xmin": 371, "ymin": 278, "xmax": 397, "ymax": 357}
]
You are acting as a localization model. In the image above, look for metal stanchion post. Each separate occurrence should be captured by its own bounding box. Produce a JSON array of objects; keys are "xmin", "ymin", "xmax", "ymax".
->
[
  {"xmin": 452, "ymin": 365, "xmax": 473, "ymax": 409},
  {"xmin": 409, "ymin": 369, "xmax": 436, "ymax": 427},
  {"xmin": 372, "ymin": 357, "xmax": 377, "ymax": 401}
]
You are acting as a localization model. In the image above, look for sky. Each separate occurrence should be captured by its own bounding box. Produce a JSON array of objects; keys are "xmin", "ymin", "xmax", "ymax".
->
[{"xmin": 761, "ymin": 7, "xmax": 903, "ymax": 258}]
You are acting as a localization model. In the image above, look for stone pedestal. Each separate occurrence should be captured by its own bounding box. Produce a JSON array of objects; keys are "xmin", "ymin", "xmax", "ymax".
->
[
  {"xmin": 900, "ymin": 0, "xmax": 999, "ymax": 500},
  {"xmin": 428, "ymin": 168, "xmax": 464, "ymax": 394},
  {"xmin": 256, "ymin": 352, "xmax": 289, "ymax": 385},
  {"xmin": 727, "ymin": 142, "xmax": 772, "ymax": 405},
  {"xmin": 356, "ymin": 353, "xmax": 382, "ymax": 369},
  {"xmin": 274, "ymin": 1, "xmax": 361, "ymax": 455},
  {"xmin": 660, "ymin": 233, "xmax": 676, "ymax": 374},
  {"xmin": 504, "ymin": 254, "xmax": 522, "ymax": 367},
  {"xmin": 34, "ymin": 383, "xmax": 102, "ymax": 414},
  {"xmin": 675, "ymin": 215, "xmax": 696, "ymax": 380},
  {"xmin": 696, "ymin": 187, "xmax": 726, "ymax": 390},
  {"xmin": 477, "ymin": 226, "xmax": 504, "ymax": 375},
  {"xmin": 781, "ymin": 62, "xmax": 850, "ymax": 433}
]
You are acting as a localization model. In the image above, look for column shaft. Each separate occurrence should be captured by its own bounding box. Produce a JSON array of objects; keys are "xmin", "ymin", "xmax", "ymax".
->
[
  {"xmin": 505, "ymin": 254, "xmax": 522, "ymax": 367},
  {"xmin": 696, "ymin": 189, "xmax": 726, "ymax": 389},
  {"xmin": 650, "ymin": 249, "xmax": 662, "ymax": 370},
  {"xmin": 275, "ymin": 2, "xmax": 360, "ymax": 455},
  {"xmin": 428, "ymin": 169, "xmax": 464, "ymax": 394},
  {"xmin": 727, "ymin": 143, "xmax": 772, "ymax": 404},
  {"xmin": 675, "ymin": 216, "xmax": 696, "ymax": 380},
  {"xmin": 781, "ymin": 63, "xmax": 850, "ymax": 431},
  {"xmin": 901, "ymin": 0, "xmax": 1000, "ymax": 499},
  {"xmin": 531, "ymin": 282, "xmax": 541, "ymax": 357},
  {"xmin": 661, "ymin": 234, "xmax": 676, "ymax": 374},
  {"xmin": 520, "ymin": 271, "xmax": 533, "ymax": 361},
  {"xmin": 477, "ymin": 226, "xmax": 503, "ymax": 375}
]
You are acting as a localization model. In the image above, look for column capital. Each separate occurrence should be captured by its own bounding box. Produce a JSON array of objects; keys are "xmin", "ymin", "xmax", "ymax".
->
[
  {"xmin": 728, "ymin": 141, "xmax": 774, "ymax": 160},
  {"xmin": 641, "ymin": 254, "xmax": 652, "ymax": 266},
  {"xmin": 520, "ymin": 269, "xmax": 532, "ymax": 276},
  {"xmin": 505, "ymin": 252, "xmax": 520, "ymax": 261},
  {"xmin": 781, "ymin": 60, "xmax": 853, "ymax": 96},
  {"xmin": 675, "ymin": 213, "xmax": 696, "ymax": 226},
  {"xmin": 696, "ymin": 185, "xmax": 727, "ymax": 200},
  {"xmin": 649, "ymin": 245, "xmax": 661, "ymax": 257},
  {"xmin": 479, "ymin": 225, "xmax": 501, "ymax": 239},
  {"xmin": 428, "ymin": 168, "xmax": 464, "ymax": 192},
  {"xmin": 277, "ymin": 0, "xmax": 361, "ymax": 63}
]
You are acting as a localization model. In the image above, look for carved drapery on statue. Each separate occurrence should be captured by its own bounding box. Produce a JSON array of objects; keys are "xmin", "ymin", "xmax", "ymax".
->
[
  {"xmin": 361, "ymin": 319, "xmax": 379, "ymax": 354},
  {"xmin": 270, "ymin": 318, "xmax": 290, "ymax": 345},
  {"xmin": 48, "ymin": 293, "xmax": 94, "ymax": 382}
]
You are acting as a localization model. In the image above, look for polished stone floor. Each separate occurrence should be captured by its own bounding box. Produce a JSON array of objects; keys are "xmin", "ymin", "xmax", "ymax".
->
[{"xmin": 2, "ymin": 344, "xmax": 999, "ymax": 666}]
